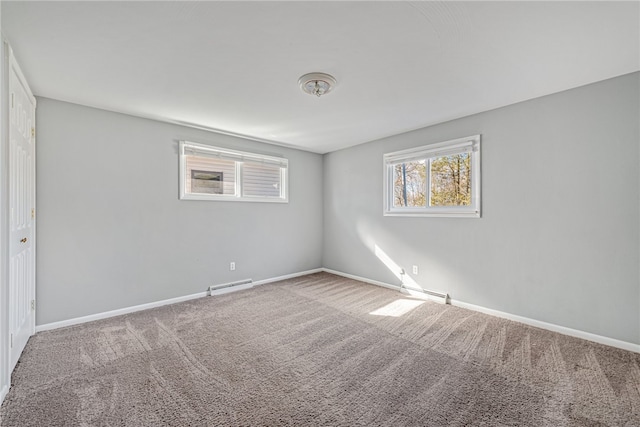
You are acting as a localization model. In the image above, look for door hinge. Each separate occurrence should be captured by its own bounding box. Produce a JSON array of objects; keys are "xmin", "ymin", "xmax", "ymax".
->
[
  {"xmin": 31, "ymin": 208, "xmax": 35, "ymax": 219},
  {"xmin": 10, "ymin": 333, "xmax": 13, "ymax": 349},
  {"xmin": 31, "ymin": 127, "xmax": 35, "ymax": 139},
  {"xmin": 31, "ymin": 300, "xmax": 35, "ymax": 311}
]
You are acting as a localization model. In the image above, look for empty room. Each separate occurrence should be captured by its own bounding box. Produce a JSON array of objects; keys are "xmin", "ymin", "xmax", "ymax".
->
[{"xmin": 0, "ymin": 1, "xmax": 638, "ymax": 426}]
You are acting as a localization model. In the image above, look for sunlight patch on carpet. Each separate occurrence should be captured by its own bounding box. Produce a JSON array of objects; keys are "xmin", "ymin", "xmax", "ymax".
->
[{"xmin": 369, "ymin": 299, "xmax": 425, "ymax": 317}]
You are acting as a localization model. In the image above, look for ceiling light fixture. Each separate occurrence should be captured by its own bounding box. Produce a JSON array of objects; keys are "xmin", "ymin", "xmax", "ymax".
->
[{"xmin": 298, "ymin": 72, "xmax": 336, "ymax": 97}]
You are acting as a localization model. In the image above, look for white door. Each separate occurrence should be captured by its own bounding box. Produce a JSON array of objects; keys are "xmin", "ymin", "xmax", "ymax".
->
[{"xmin": 8, "ymin": 49, "xmax": 36, "ymax": 372}]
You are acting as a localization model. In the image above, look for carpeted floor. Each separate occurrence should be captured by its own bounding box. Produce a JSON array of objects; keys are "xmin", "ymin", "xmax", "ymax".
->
[{"xmin": 1, "ymin": 272, "xmax": 639, "ymax": 426}]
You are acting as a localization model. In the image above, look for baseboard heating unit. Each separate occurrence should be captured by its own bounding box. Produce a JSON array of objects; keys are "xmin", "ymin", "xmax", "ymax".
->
[
  {"xmin": 401, "ymin": 284, "xmax": 449, "ymax": 304},
  {"xmin": 208, "ymin": 279, "xmax": 253, "ymax": 296}
]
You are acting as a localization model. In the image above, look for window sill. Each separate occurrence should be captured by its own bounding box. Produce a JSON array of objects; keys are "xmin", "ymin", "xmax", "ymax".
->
[
  {"xmin": 180, "ymin": 194, "xmax": 288, "ymax": 203},
  {"xmin": 384, "ymin": 209, "xmax": 480, "ymax": 218}
]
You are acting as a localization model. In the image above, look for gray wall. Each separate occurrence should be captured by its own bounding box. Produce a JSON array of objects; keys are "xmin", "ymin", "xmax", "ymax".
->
[
  {"xmin": 37, "ymin": 73, "xmax": 640, "ymax": 345},
  {"xmin": 323, "ymin": 72, "xmax": 640, "ymax": 345},
  {"xmin": 36, "ymin": 98, "xmax": 324, "ymax": 325}
]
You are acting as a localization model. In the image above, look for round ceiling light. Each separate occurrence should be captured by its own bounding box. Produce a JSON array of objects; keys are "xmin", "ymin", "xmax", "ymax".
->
[{"xmin": 298, "ymin": 72, "xmax": 337, "ymax": 97}]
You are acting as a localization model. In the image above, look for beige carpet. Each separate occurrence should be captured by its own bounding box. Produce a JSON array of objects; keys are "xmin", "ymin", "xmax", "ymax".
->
[{"xmin": 1, "ymin": 272, "xmax": 639, "ymax": 426}]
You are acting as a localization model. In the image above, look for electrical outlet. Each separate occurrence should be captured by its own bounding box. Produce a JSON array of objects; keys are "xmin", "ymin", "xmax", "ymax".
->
[
  {"xmin": 412, "ymin": 265, "xmax": 418, "ymax": 275},
  {"xmin": 230, "ymin": 262, "xmax": 236, "ymax": 271}
]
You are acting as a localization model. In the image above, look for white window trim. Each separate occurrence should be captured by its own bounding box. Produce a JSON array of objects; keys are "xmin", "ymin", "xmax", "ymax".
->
[
  {"xmin": 383, "ymin": 135, "xmax": 481, "ymax": 218},
  {"xmin": 179, "ymin": 141, "xmax": 289, "ymax": 203}
]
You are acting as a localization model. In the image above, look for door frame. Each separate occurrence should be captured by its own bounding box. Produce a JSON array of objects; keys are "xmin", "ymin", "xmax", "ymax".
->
[{"xmin": 0, "ymin": 37, "xmax": 9, "ymax": 406}]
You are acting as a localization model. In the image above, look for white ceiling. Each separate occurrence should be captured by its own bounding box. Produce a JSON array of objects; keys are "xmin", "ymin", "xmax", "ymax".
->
[{"xmin": 2, "ymin": 1, "xmax": 639, "ymax": 153}]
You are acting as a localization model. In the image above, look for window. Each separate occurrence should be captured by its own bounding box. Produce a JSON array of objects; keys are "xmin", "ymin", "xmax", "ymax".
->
[
  {"xmin": 383, "ymin": 135, "xmax": 480, "ymax": 217},
  {"xmin": 179, "ymin": 141, "xmax": 288, "ymax": 202}
]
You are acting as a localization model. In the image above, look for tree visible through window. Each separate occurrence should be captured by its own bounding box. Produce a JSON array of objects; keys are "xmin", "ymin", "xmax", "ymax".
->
[
  {"xmin": 430, "ymin": 153, "xmax": 471, "ymax": 206},
  {"xmin": 384, "ymin": 135, "xmax": 480, "ymax": 217},
  {"xmin": 393, "ymin": 160, "xmax": 426, "ymax": 207}
]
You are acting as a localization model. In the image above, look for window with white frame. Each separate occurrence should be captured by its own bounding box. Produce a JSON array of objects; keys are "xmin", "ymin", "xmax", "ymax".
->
[
  {"xmin": 179, "ymin": 141, "xmax": 288, "ymax": 202},
  {"xmin": 383, "ymin": 135, "xmax": 481, "ymax": 217}
]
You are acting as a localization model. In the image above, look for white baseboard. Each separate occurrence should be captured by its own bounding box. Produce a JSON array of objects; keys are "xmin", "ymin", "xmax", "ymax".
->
[
  {"xmin": 0, "ymin": 384, "xmax": 8, "ymax": 406},
  {"xmin": 35, "ymin": 291, "xmax": 209, "ymax": 332},
  {"xmin": 253, "ymin": 268, "xmax": 323, "ymax": 286},
  {"xmin": 322, "ymin": 268, "xmax": 401, "ymax": 291},
  {"xmin": 34, "ymin": 267, "xmax": 640, "ymax": 354},
  {"xmin": 322, "ymin": 268, "xmax": 640, "ymax": 354},
  {"xmin": 450, "ymin": 299, "xmax": 640, "ymax": 354},
  {"xmin": 35, "ymin": 268, "xmax": 324, "ymax": 333},
  {"xmin": 209, "ymin": 268, "xmax": 324, "ymax": 296}
]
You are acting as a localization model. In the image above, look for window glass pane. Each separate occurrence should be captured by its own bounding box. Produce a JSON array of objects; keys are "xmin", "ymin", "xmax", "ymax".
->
[
  {"xmin": 430, "ymin": 153, "xmax": 471, "ymax": 206},
  {"xmin": 243, "ymin": 162, "xmax": 282, "ymax": 198},
  {"xmin": 180, "ymin": 141, "xmax": 288, "ymax": 202},
  {"xmin": 392, "ymin": 160, "xmax": 426, "ymax": 207},
  {"xmin": 383, "ymin": 135, "xmax": 479, "ymax": 216},
  {"xmin": 185, "ymin": 155, "xmax": 236, "ymax": 195}
]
